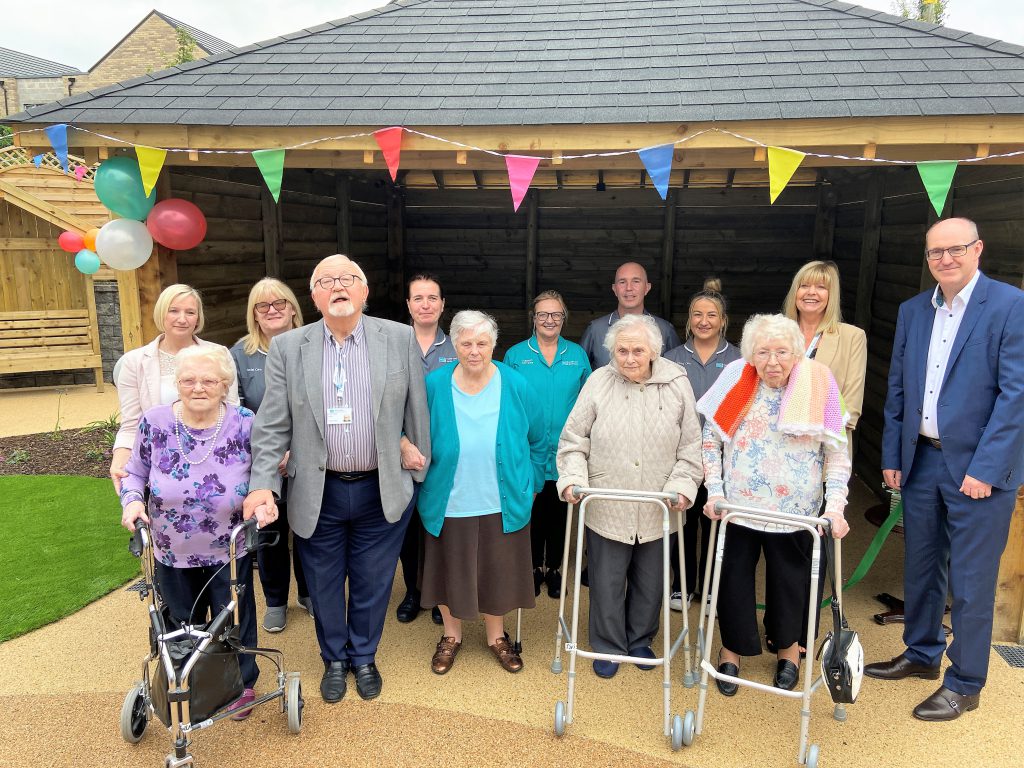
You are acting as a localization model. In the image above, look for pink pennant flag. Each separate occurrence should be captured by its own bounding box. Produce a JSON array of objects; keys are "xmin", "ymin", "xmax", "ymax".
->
[
  {"xmin": 505, "ymin": 155, "xmax": 541, "ymax": 212},
  {"xmin": 374, "ymin": 127, "xmax": 403, "ymax": 181},
  {"xmin": 73, "ymin": 164, "xmax": 88, "ymax": 181}
]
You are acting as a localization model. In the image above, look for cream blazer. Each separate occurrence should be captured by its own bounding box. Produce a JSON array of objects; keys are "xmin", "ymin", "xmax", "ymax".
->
[
  {"xmin": 814, "ymin": 322, "xmax": 867, "ymax": 431},
  {"xmin": 113, "ymin": 335, "xmax": 239, "ymax": 451}
]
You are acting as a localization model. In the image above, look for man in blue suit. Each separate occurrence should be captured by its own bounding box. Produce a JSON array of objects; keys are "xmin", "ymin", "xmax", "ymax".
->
[{"xmin": 867, "ymin": 217, "xmax": 1024, "ymax": 721}]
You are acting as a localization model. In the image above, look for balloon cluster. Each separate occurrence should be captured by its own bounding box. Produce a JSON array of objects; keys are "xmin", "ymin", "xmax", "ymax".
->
[{"xmin": 58, "ymin": 156, "xmax": 208, "ymax": 274}]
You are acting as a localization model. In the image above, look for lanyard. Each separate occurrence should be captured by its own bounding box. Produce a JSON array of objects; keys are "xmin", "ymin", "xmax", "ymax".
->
[{"xmin": 334, "ymin": 353, "xmax": 348, "ymax": 400}]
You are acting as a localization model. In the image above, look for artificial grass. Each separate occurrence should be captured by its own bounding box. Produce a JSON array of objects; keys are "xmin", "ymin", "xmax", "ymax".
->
[{"xmin": 0, "ymin": 475, "xmax": 139, "ymax": 642}]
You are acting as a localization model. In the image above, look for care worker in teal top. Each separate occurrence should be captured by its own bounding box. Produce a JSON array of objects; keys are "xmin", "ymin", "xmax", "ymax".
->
[
  {"xmin": 419, "ymin": 310, "xmax": 546, "ymax": 677},
  {"xmin": 504, "ymin": 290, "xmax": 591, "ymax": 599}
]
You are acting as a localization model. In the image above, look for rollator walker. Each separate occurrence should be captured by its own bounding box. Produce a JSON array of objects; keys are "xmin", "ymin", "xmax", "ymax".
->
[
  {"xmin": 686, "ymin": 501, "xmax": 849, "ymax": 767},
  {"xmin": 550, "ymin": 486, "xmax": 696, "ymax": 751},
  {"xmin": 120, "ymin": 518, "xmax": 303, "ymax": 768}
]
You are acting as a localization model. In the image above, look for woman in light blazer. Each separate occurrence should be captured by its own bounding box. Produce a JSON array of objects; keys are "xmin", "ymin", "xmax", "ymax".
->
[{"xmin": 110, "ymin": 284, "xmax": 238, "ymax": 491}]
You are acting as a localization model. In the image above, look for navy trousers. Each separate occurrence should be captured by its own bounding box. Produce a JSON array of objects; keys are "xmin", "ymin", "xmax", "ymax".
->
[
  {"xmin": 295, "ymin": 474, "xmax": 415, "ymax": 665},
  {"xmin": 901, "ymin": 441, "xmax": 1015, "ymax": 695}
]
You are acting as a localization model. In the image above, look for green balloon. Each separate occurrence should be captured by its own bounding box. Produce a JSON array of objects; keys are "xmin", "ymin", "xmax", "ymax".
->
[{"xmin": 94, "ymin": 156, "xmax": 156, "ymax": 221}]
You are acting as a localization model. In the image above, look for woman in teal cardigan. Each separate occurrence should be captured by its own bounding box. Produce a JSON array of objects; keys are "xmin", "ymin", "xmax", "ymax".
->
[{"xmin": 419, "ymin": 310, "xmax": 547, "ymax": 676}]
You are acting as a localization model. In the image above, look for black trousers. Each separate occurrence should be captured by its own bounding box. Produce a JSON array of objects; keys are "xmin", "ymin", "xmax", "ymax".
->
[
  {"xmin": 716, "ymin": 524, "xmax": 815, "ymax": 657},
  {"xmin": 398, "ymin": 508, "xmax": 425, "ymax": 595},
  {"xmin": 257, "ymin": 501, "xmax": 309, "ymax": 607},
  {"xmin": 531, "ymin": 480, "xmax": 566, "ymax": 571},
  {"xmin": 670, "ymin": 484, "xmax": 710, "ymax": 594}
]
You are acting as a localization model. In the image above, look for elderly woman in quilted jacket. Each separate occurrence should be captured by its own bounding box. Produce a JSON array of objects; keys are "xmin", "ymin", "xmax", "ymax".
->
[{"xmin": 556, "ymin": 314, "xmax": 702, "ymax": 679}]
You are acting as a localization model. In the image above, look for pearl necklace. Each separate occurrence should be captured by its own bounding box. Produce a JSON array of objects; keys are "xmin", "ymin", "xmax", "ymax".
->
[{"xmin": 174, "ymin": 403, "xmax": 226, "ymax": 465}]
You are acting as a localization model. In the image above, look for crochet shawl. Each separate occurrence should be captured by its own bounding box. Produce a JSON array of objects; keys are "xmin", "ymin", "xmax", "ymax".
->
[{"xmin": 696, "ymin": 358, "xmax": 849, "ymax": 450}]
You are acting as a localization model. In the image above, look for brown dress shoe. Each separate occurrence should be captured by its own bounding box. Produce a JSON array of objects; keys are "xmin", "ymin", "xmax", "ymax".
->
[
  {"xmin": 864, "ymin": 652, "xmax": 940, "ymax": 680},
  {"xmin": 488, "ymin": 637, "xmax": 524, "ymax": 673},
  {"xmin": 913, "ymin": 686, "xmax": 980, "ymax": 721},
  {"xmin": 431, "ymin": 636, "xmax": 461, "ymax": 675}
]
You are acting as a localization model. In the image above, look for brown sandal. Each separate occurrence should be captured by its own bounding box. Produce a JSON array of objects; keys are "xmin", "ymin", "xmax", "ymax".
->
[
  {"xmin": 488, "ymin": 637, "xmax": 523, "ymax": 673},
  {"xmin": 431, "ymin": 636, "xmax": 461, "ymax": 675}
]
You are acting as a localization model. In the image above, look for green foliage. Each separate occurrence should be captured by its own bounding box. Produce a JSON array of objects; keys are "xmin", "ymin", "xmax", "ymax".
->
[
  {"xmin": 167, "ymin": 27, "xmax": 198, "ymax": 67},
  {"xmin": 83, "ymin": 412, "xmax": 121, "ymax": 449},
  {"xmin": 49, "ymin": 388, "xmax": 68, "ymax": 441},
  {"xmin": 5, "ymin": 448, "xmax": 30, "ymax": 465},
  {"xmin": 892, "ymin": 0, "xmax": 949, "ymax": 23},
  {"xmin": 0, "ymin": 475, "xmax": 138, "ymax": 642},
  {"xmin": 0, "ymin": 125, "xmax": 12, "ymax": 148}
]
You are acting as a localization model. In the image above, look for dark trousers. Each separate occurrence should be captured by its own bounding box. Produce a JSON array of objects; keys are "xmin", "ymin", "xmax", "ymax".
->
[
  {"xmin": 295, "ymin": 474, "xmax": 415, "ymax": 665},
  {"xmin": 671, "ymin": 484, "xmax": 710, "ymax": 594},
  {"xmin": 399, "ymin": 507, "xmax": 424, "ymax": 595},
  {"xmin": 257, "ymin": 501, "xmax": 309, "ymax": 607},
  {"xmin": 586, "ymin": 528, "xmax": 663, "ymax": 654},
  {"xmin": 717, "ymin": 523, "xmax": 815, "ymax": 658},
  {"xmin": 156, "ymin": 556, "xmax": 259, "ymax": 688},
  {"xmin": 531, "ymin": 480, "xmax": 566, "ymax": 571},
  {"xmin": 901, "ymin": 441, "xmax": 1015, "ymax": 695}
]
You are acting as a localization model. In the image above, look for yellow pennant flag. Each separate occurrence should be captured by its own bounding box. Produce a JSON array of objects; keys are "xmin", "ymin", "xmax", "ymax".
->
[
  {"xmin": 767, "ymin": 146, "xmax": 806, "ymax": 204},
  {"xmin": 135, "ymin": 146, "xmax": 168, "ymax": 197}
]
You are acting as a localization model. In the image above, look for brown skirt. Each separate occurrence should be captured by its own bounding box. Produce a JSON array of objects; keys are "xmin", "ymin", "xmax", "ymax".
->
[{"xmin": 420, "ymin": 513, "xmax": 536, "ymax": 621}]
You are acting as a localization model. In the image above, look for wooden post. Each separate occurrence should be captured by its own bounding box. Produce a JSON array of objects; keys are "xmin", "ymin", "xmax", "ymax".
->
[
  {"xmin": 386, "ymin": 184, "xmax": 404, "ymax": 321},
  {"xmin": 812, "ymin": 183, "xmax": 838, "ymax": 259},
  {"xmin": 660, "ymin": 188, "xmax": 678, "ymax": 319},
  {"xmin": 993, "ymin": 488, "xmax": 1024, "ymax": 643},
  {"xmin": 335, "ymin": 175, "xmax": 351, "ymax": 255},
  {"xmin": 261, "ymin": 186, "xmax": 283, "ymax": 278},
  {"xmin": 854, "ymin": 173, "xmax": 884, "ymax": 332},
  {"xmin": 115, "ymin": 268, "xmax": 144, "ymax": 352},
  {"xmin": 525, "ymin": 189, "xmax": 538, "ymax": 307},
  {"xmin": 136, "ymin": 170, "xmax": 178, "ymax": 342}
]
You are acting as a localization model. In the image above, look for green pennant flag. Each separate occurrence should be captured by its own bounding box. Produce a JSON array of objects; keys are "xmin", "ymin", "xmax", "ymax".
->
[
  {"xmin": 916, "ymin": 160, "xmax": 957, "ymax": 217},
  {"xmin": 253, "ymin": 149, "xmax": 286, "ymax": 203}
]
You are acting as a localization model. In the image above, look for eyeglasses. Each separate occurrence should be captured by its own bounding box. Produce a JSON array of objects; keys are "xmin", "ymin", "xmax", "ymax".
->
[
  {"xmin": 177, "ymin": 377, "xmax": 224, "ymax": 391},
  {"xmin": 314, "ymin": 274, "xmax": 363, "ymax": 291},
  {"xmin": 535, "ymin": 311, "xmax": 565, "ymax": 322},
  {"xmin": 925, "ymin": 240, "xmax": 978, "ymax": 261},
  {"xmin": 753, "ymin": 349, "xmax": 794, "ymax": 363},
  {"xmin": 254, "ymin": 298, "xmax": 289, "ymax": 314}
]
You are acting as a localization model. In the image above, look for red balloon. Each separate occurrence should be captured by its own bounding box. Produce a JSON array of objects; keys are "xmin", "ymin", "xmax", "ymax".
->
[
  {"xmin": 145, "ymin": 199, "xmax": 208, "ymax": 251},
  {"xmin": 58, "ymin": 230, "xmax": 85, "ymax": 253}
]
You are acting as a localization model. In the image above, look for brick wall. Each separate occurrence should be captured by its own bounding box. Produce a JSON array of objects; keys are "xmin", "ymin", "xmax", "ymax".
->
[{"xmin": 1, "ymin": 77, "xmax": 69, "ymax": 113}]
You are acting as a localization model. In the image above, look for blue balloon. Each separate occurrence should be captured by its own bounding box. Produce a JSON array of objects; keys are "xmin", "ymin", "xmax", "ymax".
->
[
  {"xmin": 75, "ymin": 249, "xmax": 101, "ymax": 275},
  {"xmin": 93, "ymin": 156, "xmax": 156, "ymax": 221}
]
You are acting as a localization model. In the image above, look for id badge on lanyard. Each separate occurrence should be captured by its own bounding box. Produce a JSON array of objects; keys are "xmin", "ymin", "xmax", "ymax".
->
[{"xmin": 329, "ymin": 357, "xmax": 353, "ymax": 425}]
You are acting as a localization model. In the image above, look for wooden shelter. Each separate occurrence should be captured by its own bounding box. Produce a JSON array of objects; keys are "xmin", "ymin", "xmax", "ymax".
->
[{"xmin": 4, "ymin": 0, "xmax": 1024, "ymax": 639}]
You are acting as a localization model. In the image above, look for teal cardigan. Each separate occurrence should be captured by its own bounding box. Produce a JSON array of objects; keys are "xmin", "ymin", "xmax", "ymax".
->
[{"xmin": 419, "ymin": 361, "xmax": 547, "ymax": 537}]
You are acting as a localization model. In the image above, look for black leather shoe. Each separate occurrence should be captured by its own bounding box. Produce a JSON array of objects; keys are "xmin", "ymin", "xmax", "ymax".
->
[
  {"xmin": 913, "ymin": 686, "xmax": 979, "ymax": 721},
  {"xmin": 533, "ymin": 568, "xmax": 544, "ymax": 596},
  {"xmin": 320, "ymin": 660, "xmax": 349, "ymax": 703},
  {"xmin": 353, "ymin": 662, "xmax": 383, "ymax": 700},
  {"xmin": 396, "ymin": 591, "xmax": 421, "ymax": 623},
  {"xmin": 545, "ymin": 569, "xmax": 562, "ymax": 599},
  {"xmin": 774, "ymin": 659, "xmax": 800, "ymax": 691},
  {"xmin": 864, "ymin": 652, "xmax": 940, "ymax": 681},
  {"xmin": 431, "ymin": 606, "xmax": 443, "ymax": 625},
  {"xmin": 717, "ymin": 661, "xmax": 739, "ymax": 696}
]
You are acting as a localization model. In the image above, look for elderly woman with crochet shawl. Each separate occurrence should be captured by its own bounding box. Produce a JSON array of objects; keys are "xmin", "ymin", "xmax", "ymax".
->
[{"xmin": 698, "ymin": 314, "xmax": 851, "ymax": 697}]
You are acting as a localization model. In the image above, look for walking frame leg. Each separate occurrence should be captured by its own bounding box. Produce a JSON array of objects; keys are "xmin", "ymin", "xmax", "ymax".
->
[{"xmin": 551, "ymin": 500, "xmax": 575, "ymax": 674}]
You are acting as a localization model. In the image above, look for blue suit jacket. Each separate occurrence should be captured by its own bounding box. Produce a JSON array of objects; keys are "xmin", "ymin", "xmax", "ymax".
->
[{"xmin": 882, "ymin": 272, "xmax": 1024, "ymax": 490}]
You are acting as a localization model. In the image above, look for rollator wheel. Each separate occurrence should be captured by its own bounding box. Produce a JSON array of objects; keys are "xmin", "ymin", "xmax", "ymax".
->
[
  {"xmin": 682, "ymin": 710, "xmax": 695, "ymax": 746},
  {"xmin": 806, "ymin": 743, "xmax": 820, "ymax": 768},
  {"xmin": 287, "ymin": 675, "xmax": 303, "ymax": 734},
  {"xmin": 670, "ymin": 714, "xmax": 683, "ymax": 751},
  {"xmin": 120, "ymin": 682, "xmax": 148, "ymax": 743},
  {"xmin": 553, "ymin": 700, "xmax": 566, "ymax": 737}
]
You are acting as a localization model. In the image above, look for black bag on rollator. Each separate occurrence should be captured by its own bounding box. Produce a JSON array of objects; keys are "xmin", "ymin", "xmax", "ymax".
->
[
  {"xmin": 817, "ymin": 537, "xmax": 863, "ymax": 704},
  {"xmin": 151, "ymin": 626, "xmax": 244, "ymax": 727}
]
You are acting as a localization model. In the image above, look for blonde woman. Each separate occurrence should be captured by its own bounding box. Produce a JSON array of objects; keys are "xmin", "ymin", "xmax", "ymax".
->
[
  {"xmin": 111, "ymin": 284, "xmax": 238, "ymax": 491},
  {"xmin": 231, "ymin": 278, "xmax": 309, "ymax": 633}
]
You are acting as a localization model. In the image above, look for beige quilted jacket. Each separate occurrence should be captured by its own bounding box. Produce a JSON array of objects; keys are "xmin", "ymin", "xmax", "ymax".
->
[{"xmin": 556, "ymin": 357, "xmax": 703, "ymax": 545}]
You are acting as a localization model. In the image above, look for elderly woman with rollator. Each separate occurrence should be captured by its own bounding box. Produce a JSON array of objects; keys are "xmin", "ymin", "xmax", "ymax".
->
[
  {"xmin": 698, "ymin": 314, "xmax": 851, "ymax": 696},
  {"xmin": 557, "ymin": 314, "xmax": 703, "ymax": 679},
  {"xmin": 419, "ymin": 310, "xmax": 547, "ymax": 675}
]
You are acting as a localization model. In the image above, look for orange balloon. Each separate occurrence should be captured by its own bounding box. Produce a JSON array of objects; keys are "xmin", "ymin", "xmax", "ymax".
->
[{"xmin": 83, "ymin": 228, "xmax": 101, "ymax": 251}]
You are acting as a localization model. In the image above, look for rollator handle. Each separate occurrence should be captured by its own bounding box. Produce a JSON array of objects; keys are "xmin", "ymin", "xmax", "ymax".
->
[{"xmin": 129, "ymin": 519, "xmax": 149, "ymax": 558}]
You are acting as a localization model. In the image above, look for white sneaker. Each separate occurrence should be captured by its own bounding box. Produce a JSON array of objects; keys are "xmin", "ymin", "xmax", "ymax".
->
[{"xmin": 669, "ymin": 591, "xmax": 684, "ymax": 612}]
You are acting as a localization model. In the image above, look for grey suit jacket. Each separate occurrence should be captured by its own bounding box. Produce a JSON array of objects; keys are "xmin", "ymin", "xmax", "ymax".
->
[{"xmin": 250, "ymin": 316, "xmax": 431, "ymax": 538}]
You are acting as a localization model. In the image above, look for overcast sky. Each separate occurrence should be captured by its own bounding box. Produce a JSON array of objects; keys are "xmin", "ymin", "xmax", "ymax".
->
[{"xmin": 4, "ymin": 0, "xmax": 1021, "ymax": 71}]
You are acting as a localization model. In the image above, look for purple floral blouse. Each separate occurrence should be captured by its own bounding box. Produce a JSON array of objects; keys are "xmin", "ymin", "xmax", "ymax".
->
[{"xmin": 120, "ymin": 404, "xmax": 254, "ymax": 568}]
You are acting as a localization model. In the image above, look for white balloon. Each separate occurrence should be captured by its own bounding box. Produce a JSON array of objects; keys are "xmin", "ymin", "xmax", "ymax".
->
[{"xmin": 95, "ymin": 219, "xmax": 154, "ymax": 271}]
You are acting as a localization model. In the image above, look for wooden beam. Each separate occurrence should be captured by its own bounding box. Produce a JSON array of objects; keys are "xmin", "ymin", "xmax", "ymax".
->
[
  {"xmin": 0, "ymin": 178, "xmax": 94, "ymax": 232},
  {"xmin": 753, "ymin": 147, "xmax": 767, "ymax": 163},
  {"xmin": 261, "ymin": 186, "xmax": 283, "ymax": 278},
  {"xmin": 432, "ymin": 170, "xmax": 445, "ymax": 190},
  {"xmin": 975, "ymin": 143, "xmax": 990, "ymax": 158},
  {"xmin": 386, "ymin": 185, "xmax": 405, "ymax": 321},
  {"xmin": 863, "ymin": 143, "xmax": 877, "ymax": 160},
  {"xmin": 660, "ymin": 188, "xmax": 679, "ymax": 319},
  {"xmin": 134, "ymin": 170, "xmax": 177, "ymax": 343},
  {"xmin": 812, "ymin": 183, "xmax": 838, "ymax": 259},
  {"xmin": 363, "ymin": 150, "xmax": 374, "ymax": 165},
  {"xmin": 115, "ymin": 267, "xmax": 143, "ymax": 352},
  {"xmin": 335, "ymin": 175, "xmax": 351, "ymax": 254},
  {"xmin": 525, "ymin": 189, "xmax": 538, "ymax": 307},
  {"xmin": 993, "ymin": 489, "xmax": 1024, "ymax": 643},
  {"xmin": 854, "ymin": 173, "xmax": 885, "ymax": 332},
  {"xmin": 188, "ymin": 150, "xmax": 199, "ymax": 162},
  {"xmin": 472, "ymin": 171, "xmax": 483, "ymax": 190},
  {"xmin": 552, "ymin": 150, "xmax": 563, "ymax": 166},
  {"xmin": 456, "ymin": 150, "xmax": 467, "ymax": 165}
]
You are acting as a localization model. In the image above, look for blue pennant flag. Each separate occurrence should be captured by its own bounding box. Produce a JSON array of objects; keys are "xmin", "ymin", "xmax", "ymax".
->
[
  {"xmin": 32, "ymin": 154, "xmax": 44, "ymax": 167},
  {"xmin": 44, "ymin": 123, "xmax": 69, "ymax": 173},
  {"xmin": 637, "ymin": 143, "xmax": 675, "ymax": 200}
]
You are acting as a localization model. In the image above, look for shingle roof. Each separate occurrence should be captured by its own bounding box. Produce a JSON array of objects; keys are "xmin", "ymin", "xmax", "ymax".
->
[
  {"xmin": 8, "ymin": 0, "xmax": 1024, "ymax": 125},
  {"xmin": 153, "ymin": 11, "xmax": 235, "ymax": 56},
  {"xmin": 0, "ymin": 47, "xmax": 83, "ymax": 78}
]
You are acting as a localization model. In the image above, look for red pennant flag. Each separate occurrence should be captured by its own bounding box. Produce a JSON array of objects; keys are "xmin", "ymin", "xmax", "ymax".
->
[
  {"xmin": 505, "ymin": 155, "xmax": 541, "ymax": 212},
  {"xmin": 374, "ymin": 127, "xmax": 404, "ymax": 181}
]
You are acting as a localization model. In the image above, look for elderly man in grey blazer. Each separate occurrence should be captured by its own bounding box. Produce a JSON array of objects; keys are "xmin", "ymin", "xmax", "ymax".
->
[{"xmin": 243, "ymin": 254, "xmax": 430, "ymax": 704}]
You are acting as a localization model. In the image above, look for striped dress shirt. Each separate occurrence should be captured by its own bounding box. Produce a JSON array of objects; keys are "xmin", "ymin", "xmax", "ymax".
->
[{"xmin": 322, "ymin": 320, "xmax": 377, "ymax": 471}]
